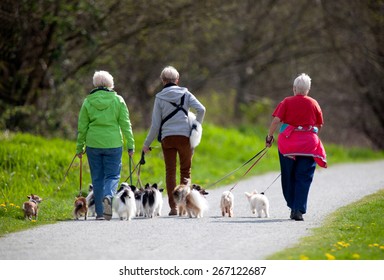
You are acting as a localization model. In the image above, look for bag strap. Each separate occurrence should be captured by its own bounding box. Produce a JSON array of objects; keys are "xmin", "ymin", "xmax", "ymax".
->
[{"xmin": 160, "ymin": 94, "xmax": 187, "ymax": 127}]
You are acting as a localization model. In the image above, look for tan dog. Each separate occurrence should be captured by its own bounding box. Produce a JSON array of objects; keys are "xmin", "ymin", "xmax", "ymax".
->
[
  {"xmin": 73, "ymin": 196, "xmax": 88, "ymax": 220},
  {"xmin": 22, "ymin": 194, "xmax": 42, "ymax": 221},
  {"xmin": 220, "ymin": 190, "xmax": 234, "ymax": 217},
  {"xmin": 173, "ymin": 180, "xmax": 209, "ymax": 218},
  {"xmin": 173, "ymin": 183, "xmax": 190, "ymax": 216}
]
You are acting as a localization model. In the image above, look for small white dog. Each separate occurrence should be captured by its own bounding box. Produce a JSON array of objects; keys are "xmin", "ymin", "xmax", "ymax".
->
[
  {"xmin": 244, "ymin": 190, "xmax": 270, "ymax": 218},
  {"xmin": 220, "ymin": 190, "xmax": 234, "ymax": 217},
  {"xmin": 114, "ymin": 183, "xmax": 136, "ymax": 221}
]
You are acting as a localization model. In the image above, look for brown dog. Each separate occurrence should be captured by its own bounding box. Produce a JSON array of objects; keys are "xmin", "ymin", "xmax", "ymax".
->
[
  {"xmin": 73, "ymin": 196, "xmax": 88, "ymax": 220},
  {"xmin": 22, "ymin": 194, "xmax": 42, "ymax": 221},
  {"xmin": 173, "ymin": 180, "xmax": 209, "ymax": 218}
]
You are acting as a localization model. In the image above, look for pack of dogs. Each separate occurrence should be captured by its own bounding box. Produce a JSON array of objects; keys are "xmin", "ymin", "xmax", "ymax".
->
[{"xmin": 23, "ymin": 182, "xmax": 270, "ymax": 221}]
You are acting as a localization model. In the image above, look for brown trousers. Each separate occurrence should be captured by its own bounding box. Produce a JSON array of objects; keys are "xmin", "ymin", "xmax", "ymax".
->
[{"xmin": 161, "ymin": 136, "xmax": 192, "ymax": 211}]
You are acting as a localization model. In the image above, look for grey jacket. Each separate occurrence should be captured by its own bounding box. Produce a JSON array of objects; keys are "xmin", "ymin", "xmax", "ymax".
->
[{"xmin": 144, "ymin": 85, "xmax": 206, "ymax": 147}]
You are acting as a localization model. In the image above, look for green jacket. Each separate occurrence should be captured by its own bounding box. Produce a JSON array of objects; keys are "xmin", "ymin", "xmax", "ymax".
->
[{"xmin": 76, "ymin": 88, "xmax": 135, "ymax": 154}]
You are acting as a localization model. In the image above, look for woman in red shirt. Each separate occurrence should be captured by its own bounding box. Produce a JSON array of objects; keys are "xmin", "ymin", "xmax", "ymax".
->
[{"xmin": 266, "ymin": 73, "xmax": 327, "ymax": 221}]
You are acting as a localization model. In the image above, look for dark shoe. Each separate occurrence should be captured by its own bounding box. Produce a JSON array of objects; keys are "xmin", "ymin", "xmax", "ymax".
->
[
  {"xmin": 103, "ymin": 197, "xmax": 112, "ymax": 221},
  {"xmin": 168, "ymin": 209, "xmax": 178, "ymax": 216},
  {"xmin": 96, "ymin": 215, "xmax": 105, "ymax": 220},
  {"xmin": 292, "ymin": 210, "xmax": 304, "ymax": 221}
]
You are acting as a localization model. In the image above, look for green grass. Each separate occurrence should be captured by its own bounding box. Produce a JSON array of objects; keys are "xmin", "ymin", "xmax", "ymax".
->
[
  {"xmin": 1, "ymin": 125, "xmax": 384, "ymax": 258},
  {"xmin": 268, "ymin": 189, "xmax": 384, "ymax": 260}
]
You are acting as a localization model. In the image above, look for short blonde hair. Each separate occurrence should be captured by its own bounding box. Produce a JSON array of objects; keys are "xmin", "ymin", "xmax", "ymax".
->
[
  {"xmin": 293, "ymin": 73, "xmax": 311, "ymax": 94},
  {"xmin": 93, "ymin": 70, "xmax": 114, "ymax": 89},
  {"xmin": 160, "ymin": 66, "xmax": 179, "ymax": 83}
]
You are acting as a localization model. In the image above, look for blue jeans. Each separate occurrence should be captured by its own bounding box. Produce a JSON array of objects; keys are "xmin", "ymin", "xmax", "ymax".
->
[
  {"xmin": 278, "ymin": 151, "xmax": 316, "ymax": 214},
  {"xmin": 86, "ymin": 147, "xmax": 122, "ymax": 216}
]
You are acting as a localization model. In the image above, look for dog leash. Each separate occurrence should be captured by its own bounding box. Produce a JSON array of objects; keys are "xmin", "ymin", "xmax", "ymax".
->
[
  {"xmin": 128, "ymin": 155, "xmax": 133, "ymax": 186},
  {"xmin": 79, "ymin": 156, "xmax": 83, "ymax": 197},
  {"xmin": 124, "ymin": 158, "xmax": 140, "ymax": 183},
  {"xmin": 206, "ymin": 147, "xmax": 268, "ymax": 189},
  {"xmin": 52, "ymin": 154, "xmax": 77, "ymax": 196},
  {"xmin": 41, "ymin": 154, "xmax": 78, "ymax": 202},
  {"xmin": 136, "ymin": 151, "xmax": 147, "ymax": 188},
  {"xmin": 261, "ymin": 173, "xmax": 281, "ymax": 194},
  {"xmin": 228, "ymin": 147, "xmax": 269, "ymax": 192}
]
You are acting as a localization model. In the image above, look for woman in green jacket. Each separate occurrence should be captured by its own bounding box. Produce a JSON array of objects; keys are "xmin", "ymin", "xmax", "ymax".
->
[{"xmin": 76, "ymin": 71, "xmax": 135, "ymax": 220}]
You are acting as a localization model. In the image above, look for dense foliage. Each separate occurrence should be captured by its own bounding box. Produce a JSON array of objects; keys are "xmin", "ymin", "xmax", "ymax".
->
[{"xmin": 0, "ymin": 0, "xmax": 383, "ymax": 148}]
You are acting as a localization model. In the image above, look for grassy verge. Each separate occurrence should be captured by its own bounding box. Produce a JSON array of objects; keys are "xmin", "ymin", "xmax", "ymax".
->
[
  {"xmin": 1, "ymin": 126, "xmax": 384, "ymax": 240},
  {"xmin": 267, "ymin": 189, "xmax": 384, "ymax": 260}
]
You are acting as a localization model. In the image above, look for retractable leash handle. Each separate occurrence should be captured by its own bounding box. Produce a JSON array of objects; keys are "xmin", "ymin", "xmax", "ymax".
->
[
  {"xmin": 140, "ymin": 147, "xmax": 152, "ymax": 165},
  {"xmin": 140, "ymin": 151, "xmax": 146, "ymax": 165}
]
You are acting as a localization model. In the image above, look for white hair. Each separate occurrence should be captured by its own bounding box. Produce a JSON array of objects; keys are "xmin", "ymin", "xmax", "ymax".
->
[
  {"xmin": 160, "ymin": 66, "xmax": 179, "ymax": 83},
  {"xmin": 293, "ymin": 73, "xmax": 311, "ymax": 94},
  {"xmin": 93, "ymin": 70, "xmax": 114, "ymax": 89}
]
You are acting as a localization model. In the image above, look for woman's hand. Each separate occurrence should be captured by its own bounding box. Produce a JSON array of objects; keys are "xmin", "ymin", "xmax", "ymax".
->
[
  {"xmin": 265, "ymin": 135, "xmax": 274, "ymax": 147},
  {"xmin": 142, "ymin": 146, "xmax": 151, "ymax": 154}
]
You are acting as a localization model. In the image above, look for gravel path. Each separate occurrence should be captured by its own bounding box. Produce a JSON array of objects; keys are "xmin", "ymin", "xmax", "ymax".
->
[{"xmin": 0, "ymin": 160, "xmax": 383, "ymax": 260}]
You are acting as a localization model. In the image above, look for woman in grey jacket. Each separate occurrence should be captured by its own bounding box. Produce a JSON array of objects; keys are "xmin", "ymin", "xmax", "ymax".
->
[{"xmin": 142, "ymin": 66, "xmax": 206, "ymax": 215}]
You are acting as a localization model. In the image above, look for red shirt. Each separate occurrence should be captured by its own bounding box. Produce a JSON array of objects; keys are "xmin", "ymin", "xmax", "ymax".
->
[{"xmin": 272, "ymin": 95, "xmax": 323, "ymax": 127}]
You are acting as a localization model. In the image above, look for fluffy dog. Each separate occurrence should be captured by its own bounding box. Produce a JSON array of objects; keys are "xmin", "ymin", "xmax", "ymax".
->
[
  {"xmin": 132, "ymin": 186, "xmax": 144, "ymax": 217},
  {"xmin": 22, "ymin": 194, "xmax": 42, "ymax": 221},
  {"xmin": 173, "ymin": 183, "xmax": 190, "ymax": 216},
  {"xmin": 142, "ymin": 183, "xmax": 163, "ymax": 218},
  {"xmin": 173, "ymin": 180, "xmax": 209, "ymax": 218},
  {"xmin": 244, "ymin": 190, "xmax": 270, "ymax": 218},
  {"xmin": 73, "ymin": 196, "xmax": 88, "ymax": 220},
  {"xmin": 114, "ymin": 182, "xmax": 136, "ymax": 221},
  {"xmin": 188, "ymin": 111, "xmax": 202, "ymax": 148},
  {"xmin": 220, "ymin": 190, "xmax": 234, "ymax": 217},
  {"xmin": 86, "ymin": 184, "xmax": 95, "ymax": 217}
]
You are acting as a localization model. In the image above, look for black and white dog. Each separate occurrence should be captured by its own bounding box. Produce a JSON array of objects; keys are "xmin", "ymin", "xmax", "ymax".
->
[
  {"xmin": 86, "ymin": 184, "xmax": 95, "ymax": 217},
  {"xmin": 114, "ymin": 182, "xmax": 136, "ymax": 221},
  {"xmin": 142, "ymin": 183, "xmax": 163, "ymax": 218}
]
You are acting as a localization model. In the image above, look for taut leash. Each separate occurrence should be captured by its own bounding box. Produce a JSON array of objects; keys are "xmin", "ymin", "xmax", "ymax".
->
[
  {"xmin": 261, "ymin": 173, "xmax": 281, "ymax": 194},
  {"xmin": 229, "ymin": 148, "xmax": 269, "ymax": 192},
  {"xmin": 205, "ymin": 147, "xmax": 268, "ymax": 189},
  {"xmin": 53, "ymin": 154, "xmax": 77, "ymax": 196}
]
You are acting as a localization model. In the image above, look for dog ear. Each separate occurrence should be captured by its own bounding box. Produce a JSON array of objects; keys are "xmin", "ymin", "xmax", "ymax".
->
[
  {"xmin": 130, "ymin": 185, "xmax": 136, "ymax": 192},
  {"xmin": 152, "ymin": 183, "xmax": 158, "ymax": 189},
  {"xmin": 159, "ymin": 188, "xmax": 164, "ymax": 192}
]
